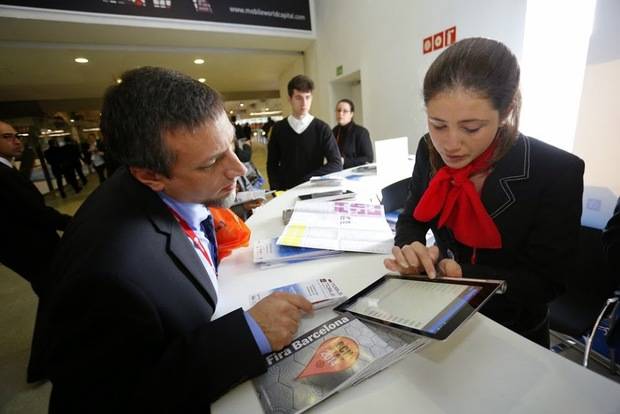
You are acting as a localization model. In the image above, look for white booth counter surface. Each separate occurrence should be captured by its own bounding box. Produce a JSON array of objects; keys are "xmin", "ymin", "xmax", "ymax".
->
[{"xmin": 212, "ymin": 168, "xmax": 620, "ymax": 414}]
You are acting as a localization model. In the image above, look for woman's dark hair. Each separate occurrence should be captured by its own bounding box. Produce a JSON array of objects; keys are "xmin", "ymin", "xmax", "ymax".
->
[
  {"xmin": 423, "ymin": 37, "xmax": 521, "ymax": 172},
  {"xmin": 336, "ymin": 98, "xmax": 355, "ymax": 113},
  {"xmin": 287, "ymin": 75, "xmax": 314, "ymax": 97},
  {"xmin": 100, "ymin": 66, "xmax": 224, "ymax": 177}
]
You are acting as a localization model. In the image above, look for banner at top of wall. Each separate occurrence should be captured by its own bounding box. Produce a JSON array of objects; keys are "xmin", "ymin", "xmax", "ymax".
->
[{"xmin": 1, "ymin": 0, "xmax": 311, "ymax": 31}]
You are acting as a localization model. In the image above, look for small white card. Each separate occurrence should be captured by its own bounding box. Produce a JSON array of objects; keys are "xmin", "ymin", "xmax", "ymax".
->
[{"xmin": 234, "ymin": 190, "xmax": 272, "ymax": 205}]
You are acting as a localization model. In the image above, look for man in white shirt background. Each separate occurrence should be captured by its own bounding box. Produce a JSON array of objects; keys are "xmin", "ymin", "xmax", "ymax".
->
[{"xmin": 267, "ymin": 74, "xmax": 342, "ymax": 190}]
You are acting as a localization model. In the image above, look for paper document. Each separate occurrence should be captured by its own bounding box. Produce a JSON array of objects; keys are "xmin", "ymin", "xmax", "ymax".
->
[
  {"xmin": 277, "ymin": 201, "xmax": 394, "ymax": 254},
  {"xmin": 249, "ymin": 278, "xmax": 345, "ymax": 309},
  {"xmin": 253, "ymin": 238, "xmax": 342, "ymax": 268}
]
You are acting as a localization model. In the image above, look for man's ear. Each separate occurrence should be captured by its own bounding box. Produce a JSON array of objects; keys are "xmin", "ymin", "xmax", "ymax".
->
[{"xmin": 129, "ymin": 166, "xmax": 166, "ymax": 192}]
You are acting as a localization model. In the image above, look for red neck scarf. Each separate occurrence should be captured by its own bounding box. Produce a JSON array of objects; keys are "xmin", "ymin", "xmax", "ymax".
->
[{"xmin": 413, "ymin": 142, "xmax": 502, "ymax": 250}]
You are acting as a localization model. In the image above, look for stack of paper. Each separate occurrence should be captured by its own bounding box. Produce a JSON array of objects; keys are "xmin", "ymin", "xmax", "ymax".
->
[
  {"xmin": 277, "ymin": 201, "xmax": 394, "ymax": 254},
  {"xmin": 253, "ymin": 238, "xmax": 342, "ymax": 268}
]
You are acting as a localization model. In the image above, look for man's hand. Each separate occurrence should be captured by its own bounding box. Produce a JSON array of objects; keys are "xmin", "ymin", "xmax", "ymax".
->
[
  {"xmin": 242, "ymin": 199, "xmax": 264, "ymax": 211},
  {"xmin": 248, "ymin": 292, "xmax": 313, "ymax": 350}
]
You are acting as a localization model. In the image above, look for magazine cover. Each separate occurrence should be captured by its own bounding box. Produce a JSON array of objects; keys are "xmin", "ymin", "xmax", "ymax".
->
[{"xmin": 253, "ymin": 314, "xmax": 420, "ymax": 414}]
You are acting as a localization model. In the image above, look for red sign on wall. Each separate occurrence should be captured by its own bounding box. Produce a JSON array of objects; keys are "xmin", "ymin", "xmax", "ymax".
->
[{"xmin": 423, "ymin": 26, "xmax": 457, "ymax": 54}]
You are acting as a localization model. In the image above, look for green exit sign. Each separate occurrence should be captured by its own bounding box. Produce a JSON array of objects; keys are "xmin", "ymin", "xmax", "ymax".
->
[{"xmin": 336, "ymin": 65, "xmax": 343, "ymax": 76}]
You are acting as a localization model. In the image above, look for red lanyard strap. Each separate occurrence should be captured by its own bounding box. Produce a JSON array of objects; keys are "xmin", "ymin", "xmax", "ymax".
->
[{"xmin": 167, "ymin": 207, "xmax": 214, "ymax": 267}]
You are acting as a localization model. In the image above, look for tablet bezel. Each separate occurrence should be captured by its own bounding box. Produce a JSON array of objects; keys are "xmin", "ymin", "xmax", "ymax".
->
[{"xmin": 333, "ymin": 274, "xmax": 505, "ymax": 340}]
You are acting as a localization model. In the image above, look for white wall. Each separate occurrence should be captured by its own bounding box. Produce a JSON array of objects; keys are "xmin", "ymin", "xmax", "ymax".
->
[
  {"xmin": 351, "ymin": 82, "xmax": 363, "ymax": 125},
  {"xmin": 519, "ymin": 0, "xmax": 597, "ymax": 153},
  {"xmin": 311, "ymin": 0, "xmax": 527, "ymax": 153},
  {"xmin": 573, "ymin": 0, "xmax": 620, "ymax": 195}
]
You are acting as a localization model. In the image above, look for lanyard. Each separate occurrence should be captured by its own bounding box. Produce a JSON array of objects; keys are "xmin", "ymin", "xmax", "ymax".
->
[{"xmin": 167, "ymin": 207, "xmax": 214, "ymax": 268}]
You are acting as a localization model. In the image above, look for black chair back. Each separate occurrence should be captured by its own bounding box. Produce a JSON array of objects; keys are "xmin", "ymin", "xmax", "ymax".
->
[
  {"xmin": 381, "ymin": 178, "xmax": 410, "ymax": 212},
  {"xmin": 550, "ymin": 226, "xmax": 618, "ymax": 337}
]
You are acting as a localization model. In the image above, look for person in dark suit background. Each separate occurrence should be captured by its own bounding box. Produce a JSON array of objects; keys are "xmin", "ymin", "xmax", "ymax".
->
[
  {"xmin": 44, "ymin": 138, "xmax": 83, "ymax": 198},
  {"xmin": 0, "ymin": 120, "xmax": 72, "ymax": 297},
  {"xmin": 603, "ymin": 198, "xmax": 620, "ymax": 275},
  {"xmin": 332, "ymin": 99, "xmax": 374, "ymax": 169},
  {"xmin": 61, "ymin": 136, "xmax": 88, "ymax": 187},
  {"xmin": 40, "ymin": 67, "xmax": 312, "ymax": 413},
  {"xmin": 384, "ymin": 38, "xmax": 584, "ymax": 348},
  {"xmin": 263, "ymin": 116, "xmax": 275, "ymax": 137},
  {"xmin": 0, "ymin": 120, "xmax": 72, "ymax": 383}
]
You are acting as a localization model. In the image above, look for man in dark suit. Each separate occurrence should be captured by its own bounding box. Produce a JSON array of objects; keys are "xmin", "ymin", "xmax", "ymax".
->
[
  {"xmin": 0, "ymin": 120, "xmax": 71, "ymax": 297},
  {"xmin": 41, "ymin": 67, "xmax": 312, "ymax": 413},
  {"xmin": 0, "ymin": 120, "xmax": 72, "ymax": 383}
]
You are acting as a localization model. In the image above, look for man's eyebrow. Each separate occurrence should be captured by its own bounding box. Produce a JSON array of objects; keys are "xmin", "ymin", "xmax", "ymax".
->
[{"xmin": 212, "ymin": 146, "xmax": 229, "ymax": 159}]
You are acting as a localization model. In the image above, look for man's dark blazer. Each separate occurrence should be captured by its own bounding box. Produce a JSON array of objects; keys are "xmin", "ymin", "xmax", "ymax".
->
[
  {"xmin": 0, "ymin": 162, "xmax": 70, "ymax": 296},
  {"xmin": 43, "ymin": 168, "xmax": 266, "ymax": 413},
  {"xmin": 332, "ymin": 122, "xmax": 374, "ymax": 169},
  {"xmin": 395, "ymin": 134, "xmax": 584, "ymax": 345}
]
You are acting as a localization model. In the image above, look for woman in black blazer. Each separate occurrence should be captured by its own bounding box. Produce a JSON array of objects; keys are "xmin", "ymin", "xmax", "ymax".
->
[
  {"xmin": 332, "ymin": 99, "xmax": 373, "ymax": 169},
  {"xmin": 384, "ymin": 38, "xmax": 584, "ymax": 348}
]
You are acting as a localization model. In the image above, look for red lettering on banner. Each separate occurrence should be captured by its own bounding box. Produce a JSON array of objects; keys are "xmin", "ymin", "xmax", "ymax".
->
[
  {"xmin": 423, "ymin": 36, "xmax": 433, "ymax": 54},
  {"xmin": 445, "ymin": 26, "xmax": 457, "ymax": 46},
  {"xmin": 433, "ymin": 32, "xmax": 444, "ymax": 51},
  {"xmin": 422, "ymin": 26, "xmax": 457, "ymax": 55}
]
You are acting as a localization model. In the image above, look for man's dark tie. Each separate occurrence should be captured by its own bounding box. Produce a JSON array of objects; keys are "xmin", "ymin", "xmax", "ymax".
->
[{"xmin": 201, "ymin": 216, "xmax": 218, "ymax": 271}]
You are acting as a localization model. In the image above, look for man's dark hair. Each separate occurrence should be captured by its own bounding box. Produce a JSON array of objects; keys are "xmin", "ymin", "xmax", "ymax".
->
[
  {"xmin": 100, "ymin": 66, "xmax": 225, "ymax": 177},
  {"xmin": 287, "ymin": 74, "xmax": 314, "ymax": 97}
]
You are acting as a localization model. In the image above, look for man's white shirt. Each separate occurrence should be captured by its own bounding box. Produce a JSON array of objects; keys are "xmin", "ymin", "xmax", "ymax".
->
[
  {"xmin": 287, "ymin": 114, "xmax": 314, "ymax": 134},
  {"xmin": 0, "ymin": 156, "xmax": 13, "ymax": 168}
]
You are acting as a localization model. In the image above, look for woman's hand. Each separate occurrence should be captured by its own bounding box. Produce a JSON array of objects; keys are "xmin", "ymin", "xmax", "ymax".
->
[
  {"xmin": 437, "ymin": 258, "xmax": 462, "ymax": 278},
  {"xmin": 384, "ymin": 242, "xmax": 440, "ymax": 278},
  {"xmin": 384, "ymin": 242, "xmax": 462, "ymax": 278}
]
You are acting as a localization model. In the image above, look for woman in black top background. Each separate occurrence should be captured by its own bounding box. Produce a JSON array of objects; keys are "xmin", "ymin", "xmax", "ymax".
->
[{"xmin": 332, "ymin": 99, "xmax": 373, "ymax": 169}]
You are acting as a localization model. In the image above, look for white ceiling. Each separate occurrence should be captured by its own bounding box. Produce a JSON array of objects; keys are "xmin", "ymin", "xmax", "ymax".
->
[{"xmin": 0, "ymin": 14, "xmax": 312, "ymax": 105}]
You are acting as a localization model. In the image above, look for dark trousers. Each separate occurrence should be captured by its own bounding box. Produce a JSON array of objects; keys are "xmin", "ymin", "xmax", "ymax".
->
[
  {"xmin": 73, "ymin": 162, "xmax": 88, "ymax": 186},
  {"xmin": 51, "ymin": 170, "xmax": 66, "ymax": 198},
  {"xmin": 94, "ymin": 164, "xmax": 106, "ymax": 184},
  {"xmin": 57, "ymin": 165, "xmax": 81, "ymax": 193}
]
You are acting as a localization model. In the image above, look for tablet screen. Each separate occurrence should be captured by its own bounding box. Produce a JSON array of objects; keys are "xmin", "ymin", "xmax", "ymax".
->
[{"xmin": 334, "ymin": 275, "xmax": 505, "ymax": 340}]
